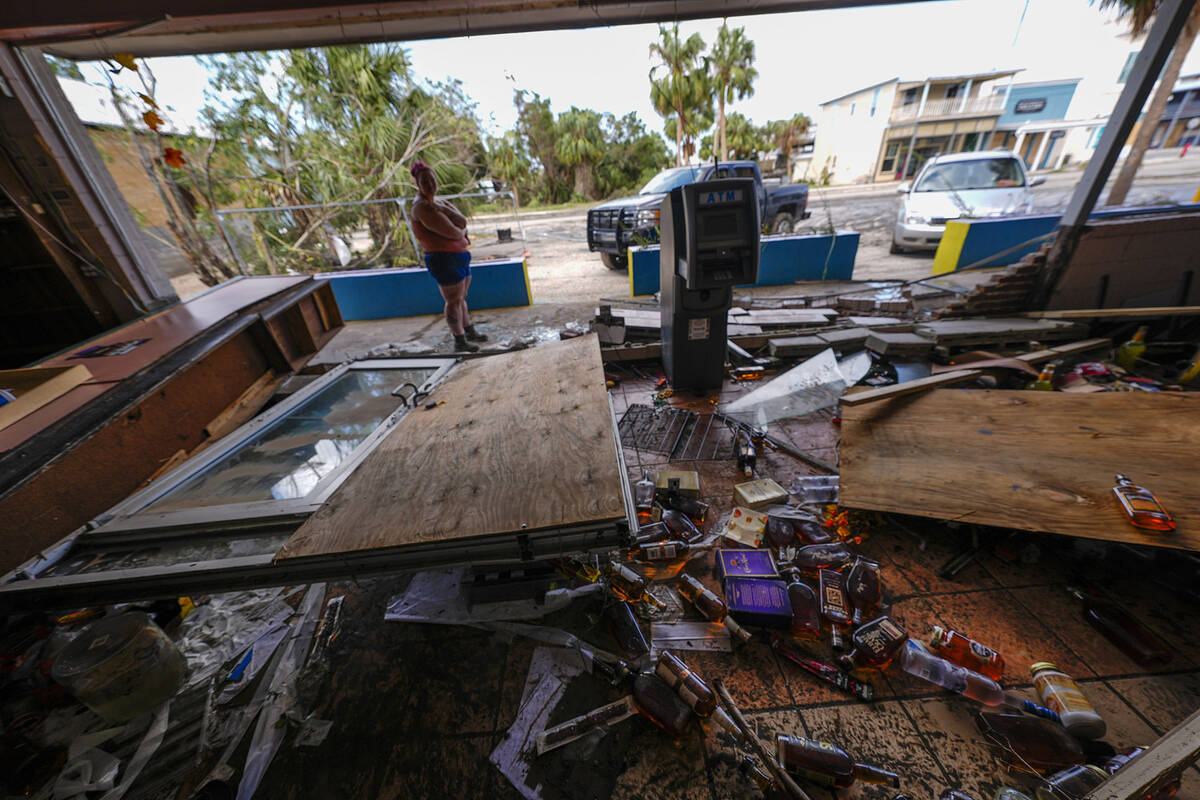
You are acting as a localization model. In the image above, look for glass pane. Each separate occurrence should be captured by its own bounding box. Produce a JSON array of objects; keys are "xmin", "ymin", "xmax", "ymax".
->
[{"xmin": 144, "ymin": 368, "xmax": 434, "ymax": 512}]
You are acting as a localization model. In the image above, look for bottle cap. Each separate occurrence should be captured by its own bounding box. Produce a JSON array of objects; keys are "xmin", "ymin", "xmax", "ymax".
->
[
  {"xmin": 929, "ymin": 625, "xmax": 946, "ymax": 646},
  {"xmin": 1029, "ymin": 661, "xmax": 1060, "ymax": 674}
]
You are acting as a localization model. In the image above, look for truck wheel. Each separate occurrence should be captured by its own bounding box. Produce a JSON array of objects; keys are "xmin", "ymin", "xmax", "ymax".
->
[
  {"xmin": 601, "ymin": 252, "xmax": 627, "ymax": 271},
  {"xmin": 771, "ymin": 212, "xmax": 796, "ymax": 234}
]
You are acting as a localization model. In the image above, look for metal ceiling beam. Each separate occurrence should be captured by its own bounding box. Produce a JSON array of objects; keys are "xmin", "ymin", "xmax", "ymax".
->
[{"xmin": 2, "ymin": 0, "xmax": 933, "ymax": 59}]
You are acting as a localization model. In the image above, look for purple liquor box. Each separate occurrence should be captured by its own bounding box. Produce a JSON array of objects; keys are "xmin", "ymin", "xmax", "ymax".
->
[
  {"xmin": 716, "ymin": 549, "xmax": 781, "ymax": 584},
  {"xmin": 724, "ymin": 576, "xmax": 793, "ymax": 629}
]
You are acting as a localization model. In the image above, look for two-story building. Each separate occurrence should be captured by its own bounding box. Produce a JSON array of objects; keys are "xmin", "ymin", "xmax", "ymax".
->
[{"xmin": 809, "ymin": 69, "xmax": 1020, "ymax": 186}]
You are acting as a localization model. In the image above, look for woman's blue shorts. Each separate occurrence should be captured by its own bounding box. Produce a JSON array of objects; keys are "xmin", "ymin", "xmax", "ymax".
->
[{"xmin": 424, "ymin": 251, "xmax": 471, "ymax": 286}]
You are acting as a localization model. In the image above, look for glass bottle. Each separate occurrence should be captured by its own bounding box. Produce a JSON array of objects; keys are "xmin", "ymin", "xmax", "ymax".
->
[
  {"xmin": 994, "ymin": 790, "xmax": 1034, "ymax": 800},
  {"xmin": 736, "ymin": 429, "xmax": 757, "ymax": 477},
  {"xmin": 928, "ymin": 626, "xmax": 1005, "ymax": 681},
  {"xmin": 604, "ymin": 561, "xmax": 666, "ymax": 609},
  {"xmin": 839, "ymin": 616, "xmax": 909, "ymax": 671},
  {"xmin": 603, "ymin": 601, "xmax": 649, "ymax": 659},
  {"xmin": 1115, "ymin": 325, "xmax": 1148, "ymax": 370},
  {"xmin": 845, "ymin": 557, "xmax": 883, "ymax": 624},
  {"xmin": 662, "ymin": 491, "xmax": 709, "ymax": 527},
  {"xmin": 1030, "ymin": 662, "xmax": 1106, "ymax": 739},
  {"xmin": 1069, "ymin": 587, "xmax": 1172, "ymax": 668},
  {"xmin": 818, "ymin": 568, "xmax": 851, "ymax": 651},
  {"xmin": 662, "ymin": 509, "xmax": 704, "ymax": 544},
  {"xmin": 551, "ymin": 555, "xmax": 600, "ymax": 584},
  {"xmin": 1112, "ymin": 474, "xmax": 1175, "ymax": 532},
  {"xmin": 632, "ymin": 671, "xmax": 693, "ymax": 737},
  {"xmin": 1103, "ymin": 748, "xmax": 1181, "ymax": 800},
  {"xmin": 740, "ymin": 758, "xmax": 789, "ymax": 800},
  {"xmin": 974, "ymin": 713, "xmax": 1086, "ymax": 773},
  {"xmin": 633, "ymin": 521, "xmax": 670, "ymax": 547},
  {"xmin": 1027, "ymin": 364, "xmax": 1056, "ymax": 391},
  {"xmin": 781, "ymin": 568, "xmax": 822, "ymax": 640},
  {"xmin": 775, "ymin": 734, "xmax": 899, "ymax": 789},
  {"xmin": 655, "ymin": 649, "xmax": 718, "ymax": 716},
  {"xmin": 635, "ymin": 539, "xmax": 693, "ymax": 562},
  {"xmin": 634, "ymin": 469, "xmax": 657, "ymax": 524},
  {"xmin": 678, "ymin": 573, "xmax": 751, "ymax": 643},
  {"xmin": 785, "ymin": 543, "xmax": 853, "ymax": 578},
  {"xmin": 1035, "ymin": 764, "xmax": 1109, "ymax": 800},
  {"xmin": 899, "ymin": 642, "xmax": 1059, "ymax": 720}
]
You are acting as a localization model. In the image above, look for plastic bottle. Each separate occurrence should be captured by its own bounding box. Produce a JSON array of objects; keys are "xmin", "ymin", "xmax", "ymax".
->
[
  {"xmin": 899, "ymin": 642, "xmax": 1060, "ymax": 721},
  {"xmin": 1115, "ymin": 325, "xmax": 1148, "ymax": 370},
  {"xmin": 662, "ymin": 509, "xmax": 704, "ymax": 544},
  {"xmin": 1026, "ymin": 364, "xmax": 1056, "ymax": 391},
  {"xmin": 928, "ymin": 626, "xmax": 1005, "ymax": 681},
  {"xmin": 780, "ymin": 568, "xmax": 822, "ymax": 640},
  {"xmin": 1030, "ymin": 662, "xmax": 1106, "ymax": 739},
  {"xmin": 1112, "ymin": 474, "xmax": 1175, "ymax": 532},
  {"xmin": 845, "ymin": 557, "xmax": 883, "ymax": 624},
  {"xmin": 1069, "ymin": 587, "xmax": 1173, "ymax": 668},
  {"xmin": 775, "ymin": 734, "xmax": 900, "ymax": 789},
  {"xmin": 1036, "ymin": 764, "xmax": 1108, "ymax": 800}
]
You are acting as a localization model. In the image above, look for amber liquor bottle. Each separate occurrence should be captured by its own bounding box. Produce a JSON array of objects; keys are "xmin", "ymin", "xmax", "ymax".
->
[
  {"xmin": 845, "ymin": 557, "xmax": 883, "ymax": 624},
  {"xmin": 605, "ymin": 561, "xmax": 666, "ymax": 609},
  {"xmin": 1112, "ymin": 474, "xmax": 1175, "ymax": 532},
  {"xmin": 839, "ymin": 616, "xmax": 909, "ymax": 671},
  {"xmin": 678, "ymin": 573, "xmax": 751, "ymax": 643},
  {"xmin": 783, "ymin": 543, "xmax": 853, "ymax": 579},
  {"xmin": 632, "ymin": 672, "xmax": 694, "ymax": 737},
  {"xmin": 818, "ymin": 568, "xmax": 852, "ymax": 651},
  {"xmin": 781, "ymin": 568, "xmax": 822, "ymax": 640},
  {"xmin": 928, "ymin": 626, "xmax": 1005, "ymax": 681},
  {"xmin": 662, "ymin": 509, "xmax": 705, "ymax": 544},
  {"xmin": 635, "ymin": 540, "xmax": 694, "ymax": 562},
  {"xmin": 1069, "ymin": 587, "xmax": 1172, "ymax": 667},
  {"xmin": 775, "ymin": 734, "xmax": 899, "ymax": 789}
]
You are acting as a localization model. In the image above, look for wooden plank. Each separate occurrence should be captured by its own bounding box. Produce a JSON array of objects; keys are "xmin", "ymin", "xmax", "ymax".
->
[
  {"xmin": 276, "ymin": 335, "xmax": 626, "ymax": 561},
  {"xmin": 1024, "ymin": 306, "xmax": 1200, "ymax": 319},
  {"xmin": 0, "ymin": 364, "xmax": 92, "ymax": 432},
  {"xmin": 864, "ymin": 331, "xmax": 934, "ymax": 356},
  {"xmin": 735, "ymin": 309, "xmax": 837, "ymax": 326},
  {"xmin": 914, "ymin": 318, "xmax": 1086, "ymax": 344},
  {"xmin": 201, "ymin": 370, "xmax": 282, "ymax": 442},
  {"xmin": 840, "ymin": 390, "xmax": 1200, "ymax": 550},
  {"xmin": 1085, "ymin": 707, "xmax": 1200, "ymax": 800}
]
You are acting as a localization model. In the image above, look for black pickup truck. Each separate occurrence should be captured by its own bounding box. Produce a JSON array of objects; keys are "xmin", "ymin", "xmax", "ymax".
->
[{"xmin": 586, "ymin": 161, "xmax": 811, "ymax": 270}]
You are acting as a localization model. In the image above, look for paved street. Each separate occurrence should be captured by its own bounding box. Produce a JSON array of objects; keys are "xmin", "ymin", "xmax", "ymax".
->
[{"xmin": 473, "ymin": 150, "xmax": 1200, "ymax": 305}]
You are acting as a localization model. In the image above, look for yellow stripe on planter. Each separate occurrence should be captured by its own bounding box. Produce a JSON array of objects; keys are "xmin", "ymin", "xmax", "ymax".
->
[{"xmin": 933, "ymin": 220, "xmax": 969, "ymax": 275}]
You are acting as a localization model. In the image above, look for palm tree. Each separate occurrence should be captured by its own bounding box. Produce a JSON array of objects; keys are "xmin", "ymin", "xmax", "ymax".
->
[
  {"xmin": 710, "ymin": 23, "xmax": 758, "ymax": 161},
  {"xmin": 555, "ymin": 107, "xmax": 606, "ymax": 199},
  {"xmin": 1100, "ymin": 0, "xmax": 1200, "ymax": 206},
  {"xmin": 767, "ymin": 113, "xmax": 812, "ymax": 182},
  {"xmin": 649, "ymin": 24, "xmax": 709, "ymax": 166},
  {"xmin": 724, "ymin": 112, "xmax": 766, "ymax": 160},
  {"xmin": 487, "ymin": 132, "xmax": 529, "ymax": 207}
]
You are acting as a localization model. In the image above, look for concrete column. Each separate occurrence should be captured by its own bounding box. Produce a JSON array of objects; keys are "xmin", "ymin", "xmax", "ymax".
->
[
  {"xmin": 900, "ymin": 82, "xmax": 932, "ymax": 179},
  {"xmin": 1032, "ymin": 130, "xmax": 1053, "ymax": 170},
  {"xmin": 958, "ymin": 78, "xmax": 974, "ymax": 113}
]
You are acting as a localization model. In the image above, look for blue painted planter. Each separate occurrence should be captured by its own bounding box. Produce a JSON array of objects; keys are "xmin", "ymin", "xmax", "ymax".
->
[
  {"xmin": 627, "ymin": 231, "xmax": 860, "ymax": 297},
  {"xmin": 320, "ymin": 257, "xmax": 532, "ymax": 321}
]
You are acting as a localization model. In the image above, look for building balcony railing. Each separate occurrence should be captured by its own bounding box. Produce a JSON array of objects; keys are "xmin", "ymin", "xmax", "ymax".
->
[{"xmin": 891, "ymin": 95, "xmax": 1007, "ymax": 121}]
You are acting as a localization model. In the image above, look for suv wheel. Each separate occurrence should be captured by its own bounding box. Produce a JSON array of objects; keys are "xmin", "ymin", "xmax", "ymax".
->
[
  {"xmin": 771, "ymin": 212, "xmax": 795, "ymax": 234},
  {"xmin": 890, "ymin": 241, "xmax": 905, "ymax": 255},
  {"xmin": 601, "ymin": 252, "xmax": 628, "ymax": 271}
]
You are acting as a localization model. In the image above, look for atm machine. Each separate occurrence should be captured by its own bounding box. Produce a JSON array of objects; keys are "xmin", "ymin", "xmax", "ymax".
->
[{"xmin": 660, "ymin": 178, "xmax": 761, "ymax": 390}]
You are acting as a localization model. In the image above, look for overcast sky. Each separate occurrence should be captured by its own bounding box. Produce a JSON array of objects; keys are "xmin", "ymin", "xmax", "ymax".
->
[{"xmin": 80, "ymin": 0, "xmax": 1200, "ymax": 139}]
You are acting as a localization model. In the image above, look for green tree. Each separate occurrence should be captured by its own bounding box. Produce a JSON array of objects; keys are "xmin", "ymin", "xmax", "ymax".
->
[
  {"xmin": 514, "ymin": 90, "xmax": 570, "ymax": 204},
  {"xmin": 555, "ymin": 107, "xmax": 606, "ymax": 199},
  {"xmin": 766, "ymin": 113, "xmax": 813, "ymax": 182},
  {"xmin": 595, "ymin": 112, "xmax": 670, "ymax": 196},
  {"xmin": 1097, "ymin": 1, "xmax": 1200, "ymax": 206},
  {"xmin": 709, "ymin": 23, "xmax": 758, "ymax": 162},
  {"xmin": 487, "ymin": 131, "xmax": 531, "ymax": 207},
  {"xmin": 649, "ymin": 24, "xmax": 710, "ymax": 165},
  {"xmin": 45, "ymin": 54, "xmax": 84, "ymax": 80}
]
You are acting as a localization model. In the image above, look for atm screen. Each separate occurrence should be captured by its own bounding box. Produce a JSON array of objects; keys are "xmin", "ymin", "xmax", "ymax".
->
[{"xmin": 697, "ymin": 209, "xmax": 744, "ymax": 243}]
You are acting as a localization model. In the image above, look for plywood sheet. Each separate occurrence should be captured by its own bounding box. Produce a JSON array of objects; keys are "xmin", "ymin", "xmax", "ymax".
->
[
  {"xmin": 840, "ymin": 390, "xmax": 1200, "ymax": 550},
  {"xmin": 276, "ymin": 335, "xmax": 627, "ymax": 560}
]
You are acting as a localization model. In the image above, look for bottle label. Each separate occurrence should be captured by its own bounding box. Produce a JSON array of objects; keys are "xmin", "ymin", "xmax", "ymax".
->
[
  {"xmin": 776, "ymin": 737, "xmax": 841, "ymax": 787},
  {"xmin": 644, "ymin": 543, "xmax": 678, "ymax": 560},
  {"xmin": 1034, "ymin": 674, "xmax": 1094, "ymax": 713},
  {"xmin": 969, "ymin": 640, "xmax": 996, "ymax": 660}
]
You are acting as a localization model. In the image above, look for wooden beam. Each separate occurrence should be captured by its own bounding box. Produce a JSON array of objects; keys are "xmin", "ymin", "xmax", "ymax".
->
[
  {"xmin": 1023, "ymin": 306, "xmax": 1200, "ymax": 320},
  {"xmin": 1084, "ymin": 707, "xmax": 1200, "ymax": 800}
]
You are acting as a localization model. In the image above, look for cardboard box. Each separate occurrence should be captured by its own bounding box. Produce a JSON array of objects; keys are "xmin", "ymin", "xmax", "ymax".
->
[
  {"xmin": 733, "ymin": 478, "xmax": 789, "ymax": 510},
  {"xmin": 655, "ymin": 470, "xmax": 700, "ymax": 499},
  {"xmin": 724, "ymin": 577, "xmax": 792, "ymax": 629},
  {"xmin": 0, "ymin": 364, "xmax": 92, "ymax": 433},
  {"xmin": 716, "ymin": 549, "xmax": 780, "ymax": 583},
  {"xmin": 721, "ymin": 506, "xmax": 768, "ymax": 548}
]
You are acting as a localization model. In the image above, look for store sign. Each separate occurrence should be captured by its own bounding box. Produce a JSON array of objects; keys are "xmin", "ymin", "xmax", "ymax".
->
[{"xmin": 1015, "ymin": 98, "xmax": 1047, "ymax": 114}]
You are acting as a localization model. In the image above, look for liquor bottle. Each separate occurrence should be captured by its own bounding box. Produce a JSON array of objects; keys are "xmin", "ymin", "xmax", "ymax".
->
[
  {"xmin": 654, "ymin": 650, "xmax": 718, "ymax": 716},
  {"xmin": 634, "ymin": 469, "xmax": 657, "ymax": 525},
  {"xmin": 1026, "ymin": 364, "xmax": 1056, "ymax": 391},
  {"xmin": 536, "ymin": 695, "xmax": 638, "ymax": 754},
  {"xmin": 662, "ymin": 509, "xmax": 704, "ymax": 544},
  {"xmin": 818, "ymin": 568, "xmax": 851, "ymax": 651},
  {"xmin": 975, "ymin": 713, "xmax": 1086, "ymax": 773},
  {"xmin": 633, "ymin": 522, "xmax": 670, "ymax": 547},
  {"xmin": 784, "ymin": 543, "xmax": 853, "ymax": 578},
  {"xmin": 775, "ymin": 734, "xmax": 900, "ymax": 789},
  {"xmin": 551, "ymin": 555, "xmax": 601, "ymax": 584},
  {"xmin": 603, "ymin": 601, "xmax": 650, "ymax": 659},
  {"xmin": 839, "ymin": 616, "xmax": 909, "ymax": 671},
  {"xmin": 1115, "ymin": 325, "xmax": 1149, "ymax": 370},
  {"xmin": 604, "ymin": 561, "xmax": 666, "ymax": 609},
  {"xmin": 771, "ymin": 636, "xmax": 875, "ymax": 701},
  {"xmin": 1036, "ymin": 764, "xmax": 1109, "ymax": 800},
  {"xmin": 632, "ymin": 672, "xmax": 694, "ymax": 737},
  {"xmin": 1030, "ymin": 662, "xmax": 1106, "ymax": 739},
  {"xmin": 994, "ymin": 789, "xmax": 1034, "ymax": 800},
  {"xmin": 1101, "ymin": 748, "xmax": 1182, "ymax": 800},
  {"xmin": 898, "ymin": 642, "xmax": 1060, "ymax": 720},
  {"xmin": 1069, "ymin": 587, "xmax": 1172, "ymax": 668},
  {"xmin": 927, "ymin": 626, "xmax": 1005, "ymax": 681},
  {"xmin": 662, "ymin": 491, "xmax": 709, "ymax": 526},
  {"xmin": 845, "ymin": 557, "xmax": 883, "ymax": 624},
  {"xmin": 1112, "ymin": 474, "xmax": 1175, "ymax": 532},
  {"xmin": 781, "ymin": 568, "xmax": 822, "ymax": 640},
  {"xmin": 635, "ymin": 539, "xmax": 694, "ymax": 562},
  {"xmin": 740, "ymin": 758, "xmax": 789, "ymax": 800},
  {"xmin": 736, "ymin": 429, "xmax": 757, "ymax": 477},
  {"xmin": 678, "ymin": 573, "xmax": 751, "ymax": 643}
]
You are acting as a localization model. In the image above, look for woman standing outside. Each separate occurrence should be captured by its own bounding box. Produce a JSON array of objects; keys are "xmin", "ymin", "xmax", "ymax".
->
[{"xmin": 410, "ymin": 160, "xmax": 487, "ymax": 352}]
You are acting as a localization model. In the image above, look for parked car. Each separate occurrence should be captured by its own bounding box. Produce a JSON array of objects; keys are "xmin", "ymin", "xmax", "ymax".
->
[
  {"xmin": 891, "ymin": 150, "xmax": 1045, "ymax": 253},
  {"xmin": 587, "ymin": 161, "xmax": 810, "ymax": 270}
]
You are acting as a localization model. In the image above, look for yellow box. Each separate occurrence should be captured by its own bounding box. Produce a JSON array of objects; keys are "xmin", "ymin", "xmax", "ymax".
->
[
  {"xmin": 733, "ymin": 478, "xmax": 789, "ymax": 511},
  {"xmin": 655, "ymin": 470, "xmax": 700, "ymax": 499}
]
